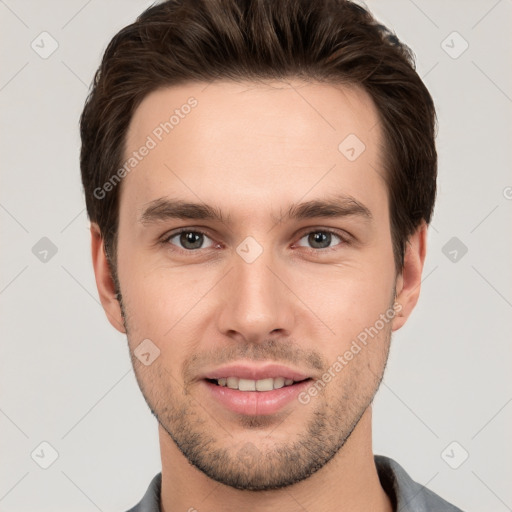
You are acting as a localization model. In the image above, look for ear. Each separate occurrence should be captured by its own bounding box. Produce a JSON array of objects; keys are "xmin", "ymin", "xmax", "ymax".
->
[
  {"xmin": 392, "ymin": 221, "xmax": 428, "ymax": 332},
  {"xmin": 90, "ymin": 222, "xmax": 126, "ymax": 334}
]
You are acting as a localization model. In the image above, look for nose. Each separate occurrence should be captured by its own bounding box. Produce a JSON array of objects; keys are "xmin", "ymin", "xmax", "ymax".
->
[{"xmin": 216, "ymin": 244, "xmax": 295, "ymax": 344}]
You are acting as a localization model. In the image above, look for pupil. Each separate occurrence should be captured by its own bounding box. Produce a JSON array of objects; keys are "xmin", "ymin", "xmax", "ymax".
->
[
  {"xmin": 181, "ymin": 232, "xmax": 202, "ymax": 249},
  {"xmin": 309, "ymin": 231, "xmax": 330, "ymax": 249}
]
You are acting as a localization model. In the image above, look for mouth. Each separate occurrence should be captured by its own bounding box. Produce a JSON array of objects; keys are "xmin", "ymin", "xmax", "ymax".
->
[
  {"xmin": 200, "ymin": 362, "xmax": 316, "ymax": 415},
  {"xmin": 203, "ymin": 377, "xmax": 313, "ymax": 415}
]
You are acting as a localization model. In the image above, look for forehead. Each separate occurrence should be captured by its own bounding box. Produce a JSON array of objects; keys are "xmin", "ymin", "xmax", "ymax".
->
[{"xmin": 121, "ymin": 79, "xmax": 386, "ymax": 222}]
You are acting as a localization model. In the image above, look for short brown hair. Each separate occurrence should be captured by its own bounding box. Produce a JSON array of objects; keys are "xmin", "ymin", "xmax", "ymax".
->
[{"xmin": 80, "ymin": 0, "xmax": 437, "ymax": 277}]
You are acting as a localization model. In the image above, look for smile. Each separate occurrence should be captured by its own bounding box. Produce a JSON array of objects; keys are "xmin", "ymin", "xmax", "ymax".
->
[{"xmin": 208, "ymin": 376, "xmax": 307, "ymax": 391}]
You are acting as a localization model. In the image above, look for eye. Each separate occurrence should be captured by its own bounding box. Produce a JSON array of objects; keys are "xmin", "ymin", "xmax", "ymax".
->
[
  {"xmin": 296, "ymin": 229, "xmax": 346, "ymax": 250},
  {"xmin": 163, "ymin": 229, "xmax": 215, "ymax": 251},
  {"xmin": 160, "ymin": 227, "xmax": 349, "ymax": 254}
]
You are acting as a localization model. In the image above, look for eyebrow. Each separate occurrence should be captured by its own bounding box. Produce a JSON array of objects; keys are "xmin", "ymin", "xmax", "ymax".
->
[{"xmin": 138, "ymin": 194, "xmax": 372, "ymax": 226}]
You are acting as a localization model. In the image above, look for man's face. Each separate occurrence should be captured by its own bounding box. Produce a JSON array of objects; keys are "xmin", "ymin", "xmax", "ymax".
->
[{"xmin": 113, "ymin": 80, "xmax": 399, "ymax": 490}]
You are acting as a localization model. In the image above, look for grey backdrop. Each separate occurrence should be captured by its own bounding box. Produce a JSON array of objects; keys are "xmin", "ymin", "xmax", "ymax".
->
[{"xmin": 1, "ymin": 0, "xmax": 511, "ymax": 511}]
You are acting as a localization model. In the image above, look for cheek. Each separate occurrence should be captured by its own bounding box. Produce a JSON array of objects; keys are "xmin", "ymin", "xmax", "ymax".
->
[
  {"xmin": 118, "ymin": 256, "xmax": 215, "ymax": 361},
  {"xmin": 291, "ymin": 262, "xmax": 395, "ymax": 343}
]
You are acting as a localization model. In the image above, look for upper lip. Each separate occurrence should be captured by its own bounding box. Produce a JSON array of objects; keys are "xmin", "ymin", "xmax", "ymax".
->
[{"xmin": 201, "ymin": 363, "xmax": 311, "ymax": 381}]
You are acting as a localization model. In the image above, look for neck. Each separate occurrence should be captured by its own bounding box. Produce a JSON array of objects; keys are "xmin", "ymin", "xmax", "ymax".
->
[{"xmin": 159, "ymin": 407, "xmax": 392, "ymax": 512}]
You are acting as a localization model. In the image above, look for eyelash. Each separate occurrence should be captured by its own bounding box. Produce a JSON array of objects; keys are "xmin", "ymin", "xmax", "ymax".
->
[{"xmin": 159, "ymin": 227, "xmax": 351, "ymax": 254}]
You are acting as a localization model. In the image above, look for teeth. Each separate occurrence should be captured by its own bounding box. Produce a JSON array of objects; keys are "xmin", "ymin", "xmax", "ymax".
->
[
  {"xmin": 239, "ymin": 378, "xmax": 256, "ymax": 391},
  {"xmin": 256, "ymin": 378, "xmax": 274, "ymax": 391},
  {"xmin": 273, "ymin": 377, "xmax": 285, "ymax": 389},
  {"xmin": 226, "ymin": 377, "xmax": 238, "ymax": 389},
  {"xmin": 216, "ymin": 376, "xmax": 298, "ymax": 391}
]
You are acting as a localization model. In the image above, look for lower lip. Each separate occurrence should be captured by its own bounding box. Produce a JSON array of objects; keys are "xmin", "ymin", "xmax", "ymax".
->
[{"xmin": 202, "ymin": 379, "xmax": 312, "ymax": 415}]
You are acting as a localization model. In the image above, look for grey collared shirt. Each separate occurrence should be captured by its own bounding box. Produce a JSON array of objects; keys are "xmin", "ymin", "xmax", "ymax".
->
[{"xmin": 125, "ymin": 455, "xmax": 464, "ymax": 512}]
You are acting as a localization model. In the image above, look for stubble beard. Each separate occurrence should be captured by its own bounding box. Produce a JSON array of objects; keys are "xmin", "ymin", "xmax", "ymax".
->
[{"xmin": 114, "ymin": 276, "xmax": 391, "ymax": 491}]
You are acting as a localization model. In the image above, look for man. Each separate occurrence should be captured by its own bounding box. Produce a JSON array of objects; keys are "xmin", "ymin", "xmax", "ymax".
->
[{"xmin": 80, "ymin": 0, "xmax": 464, "ymax": 510}]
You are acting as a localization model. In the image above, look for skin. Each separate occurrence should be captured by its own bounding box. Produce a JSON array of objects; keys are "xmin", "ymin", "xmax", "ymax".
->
[{"xmin": 91, "ymin": 79, "xmax": 427, "ymax": 512}]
